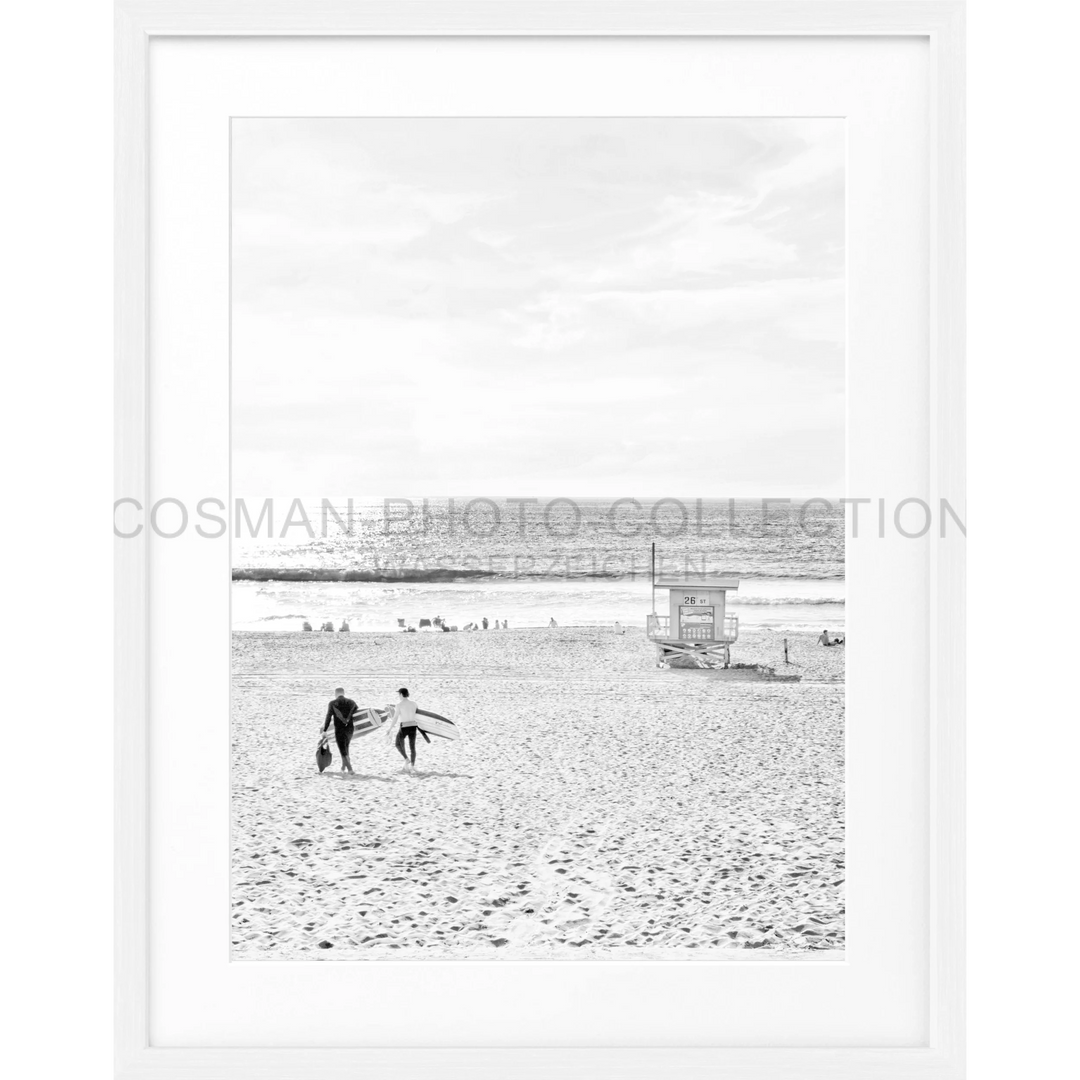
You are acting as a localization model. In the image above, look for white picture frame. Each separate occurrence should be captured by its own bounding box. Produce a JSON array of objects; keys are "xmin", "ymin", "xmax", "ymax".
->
[{"xmin": 115, "ymin": 2, "xmax": 964, "ymax": 1077}]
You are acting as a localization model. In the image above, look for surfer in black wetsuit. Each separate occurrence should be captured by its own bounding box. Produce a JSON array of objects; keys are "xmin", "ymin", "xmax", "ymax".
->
[{"xmin": 320, "ymin": 687, "xmax": 358, "ymax": 774}]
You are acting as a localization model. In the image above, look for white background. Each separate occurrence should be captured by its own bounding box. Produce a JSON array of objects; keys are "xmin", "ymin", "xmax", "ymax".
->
[{"xmin": 150, "ymin": 32, "xmax": 928, "ymax": 1049}]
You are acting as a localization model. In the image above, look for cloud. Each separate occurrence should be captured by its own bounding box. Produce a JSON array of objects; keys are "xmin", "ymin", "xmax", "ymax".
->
[
  {"xmin": 506, "ymin": 278, "xmax": 843, "ymax": 358},
  {"xmin": 232, "ymin": 118, "xmax": 845, "ymax": 495}
]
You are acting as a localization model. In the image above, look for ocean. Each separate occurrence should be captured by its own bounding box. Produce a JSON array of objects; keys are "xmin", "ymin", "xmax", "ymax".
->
[{"xmin": 232, "ymin": 497, "xmax": 845, "ymax": 632}]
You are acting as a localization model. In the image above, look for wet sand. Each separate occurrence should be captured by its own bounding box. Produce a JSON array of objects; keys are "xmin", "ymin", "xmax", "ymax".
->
[{"xmin": 231, "ymin": 627, "xmax": 844, "ymax": 960}]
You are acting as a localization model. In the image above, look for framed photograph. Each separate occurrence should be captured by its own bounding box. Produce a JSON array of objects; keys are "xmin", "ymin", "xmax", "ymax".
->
[{"xmin": 116, "ymin": 2, "xmax": 964, "ymax": 1076}]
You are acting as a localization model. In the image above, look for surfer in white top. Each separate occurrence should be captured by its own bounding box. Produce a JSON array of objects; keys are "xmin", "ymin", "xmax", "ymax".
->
[{"xmin": 393, "ymin": 687, "xmax": 421, "ymax": 769}]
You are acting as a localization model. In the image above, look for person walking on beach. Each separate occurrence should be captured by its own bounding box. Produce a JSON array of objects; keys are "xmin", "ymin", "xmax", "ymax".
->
[
  {"xmin": 393, "ymin": 687, "xmax": 421, "ymax": 770},
  {"xmin": 321, "ymin": 687, "xmax": 358, "ymax": 774}
]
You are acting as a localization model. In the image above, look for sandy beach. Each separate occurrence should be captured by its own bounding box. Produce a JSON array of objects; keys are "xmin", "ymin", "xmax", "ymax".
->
[{"xmin": 231, "ymin": 626, "xmax": 844, "ymax": 960}]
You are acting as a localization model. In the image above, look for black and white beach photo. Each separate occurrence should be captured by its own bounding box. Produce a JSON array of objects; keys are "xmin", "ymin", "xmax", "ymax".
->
[{"xmin": 230, "ymin": 117, "xmax": 845, "ymax": 959}]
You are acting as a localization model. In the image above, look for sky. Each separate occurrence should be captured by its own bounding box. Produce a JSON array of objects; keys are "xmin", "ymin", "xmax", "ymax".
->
[{"xmin": 232, "ymin": 118, "xmax": 844, "ymax": 497}]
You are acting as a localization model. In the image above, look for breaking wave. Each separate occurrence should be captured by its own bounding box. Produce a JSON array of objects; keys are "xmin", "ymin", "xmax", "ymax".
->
[
  {"xmin": 232, "ymin": 566, "xmax": 843, "ymax": 584},
  {"xmin": 729, "ymin": 596, "xmax": 844, "ymax": 606}
]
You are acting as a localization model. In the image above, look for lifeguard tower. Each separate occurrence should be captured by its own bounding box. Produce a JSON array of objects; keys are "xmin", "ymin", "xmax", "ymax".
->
[{"xmin": 646, "ymin": 577, "xmax": 740, "ymax": 668}]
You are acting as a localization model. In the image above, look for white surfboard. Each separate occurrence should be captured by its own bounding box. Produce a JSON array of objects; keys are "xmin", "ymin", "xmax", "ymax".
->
[
  {"xmin": 380, "ymin": 704, "xmax": 460, "ymax": 742},
  {"xmin": 415, "ymin": 708, "xmax": 459, "ymax": 742}
]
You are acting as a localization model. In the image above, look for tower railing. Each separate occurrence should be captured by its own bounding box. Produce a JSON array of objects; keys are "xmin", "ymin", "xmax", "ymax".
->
[{"xmin": 646, "ymin": 613, "xmax": 739, "ymax": 642}]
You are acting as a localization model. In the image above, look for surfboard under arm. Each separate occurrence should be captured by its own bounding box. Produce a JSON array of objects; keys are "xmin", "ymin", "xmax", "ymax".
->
[
  {"xmin": 367, "ymin": 705, "xmax": 459, "ymax": 742},
  {"xmin": 413, "ymin": 708, "xmax": 459, "ymax": 742}
]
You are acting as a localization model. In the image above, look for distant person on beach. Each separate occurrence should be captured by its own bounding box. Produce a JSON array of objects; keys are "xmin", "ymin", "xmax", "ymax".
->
[
  {"xmin": 392, "ymin": 687, "xmax": 420, "ymax": 770},
  {"xmin": 549, "ymin": 617, "xmax": 558, "ymax": 628},
  {"xmin": 320, "ymin": 687, "xmax": 358, "ymax": 774},
  {"xmin": 502, "ymin": 620, "xmax": 508, "ymax": 630},
  {"xmin": 482, "ymin": 617, "xmax": 489, "ymax": 630},
  {"xmin": 302, "ymin": 621, "xmax": 312, "ymax": 631},
  {"xmin": 818, "ymin": 628, "xmax": 845, "ymax": 646},
  {"xmin": 339, "ymin": 619, "xmax": 350, "ymax": 632}
]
